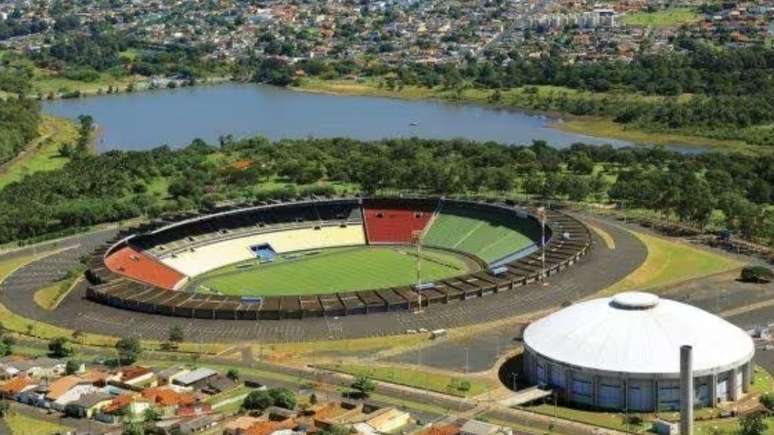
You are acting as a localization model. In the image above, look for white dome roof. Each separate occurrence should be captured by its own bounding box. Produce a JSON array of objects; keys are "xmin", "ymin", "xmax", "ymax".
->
[{"xmin": 524, "ymin": 292, "xmax": 755, "ymax": 376}]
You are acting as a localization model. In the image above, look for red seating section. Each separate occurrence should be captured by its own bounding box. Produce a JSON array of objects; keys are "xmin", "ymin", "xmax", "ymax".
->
[
  {"xmin": 363, "ymin": 201, "xmax": 435, "ymax": 244},
  {"xmin": 105, "ymin": 246, "xmax": 186, "ymax": 290}
]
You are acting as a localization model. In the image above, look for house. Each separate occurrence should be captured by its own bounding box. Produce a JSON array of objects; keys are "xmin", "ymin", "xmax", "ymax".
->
[
  {"xmin": 418, "ymin": 424, "xmax": 461, "ymax": 435},
  {"xmin": 0, "ymin": 357, "xmax": 65, "ymax": 379},
  {"xmin": 45, "ymin": 375, "xmax": 97, "ymax": 411},
  {"xmin": 115, "ymin": 366, "xmax": 156, "ymax": 387},
  {"xmin": 460, "ymin": 420, "xmax": 512, "ymax": 435},
  {"xmin": 97, "ymin": 394, "xmax": 150, "ymax": 424},
  {"xmin": 65, "ymin": 392, "xmax": 113, "ymax": 418},
  {"xmin": 244, "ymin": 419, "xmax": 296, "ymax": 435},
  {"xmin": 224, "ymin": 416, "xmax": 263, "ymax": 435},
  {"xmin": 196, "ymin": 373, "xmax": 237, "ymax": 395},
  {"xmin": 173, "ymin": 367, "xmax": 217, "ymax": 387},
  {"xmin": 156, "ymin": 366, "xmax": 189, "ymax": 386},
  {"xmin": 362, "ymin": 407, "xmax": 411, "ymax": 433},
  {"xmin": 178, "ymin": 415, "xmax": 218, "ymax": 433},
  {"xmin": 51, "ymin": 383, "xmax": 99, "ymax": 411},
  {"xmin": 141, "ymin": 386, "xmax": 196, "ymax": 417},
  {"xmin": 0, "ymin": 376, "xmax": 35, "ymax": 399}
]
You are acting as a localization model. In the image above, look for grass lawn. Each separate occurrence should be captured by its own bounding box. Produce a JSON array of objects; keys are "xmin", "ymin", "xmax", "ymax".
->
[
  {"xmin": 205, "ymin": 385, "xmax": 251, "ymax": 405},
  {"xmin": 0, "ymin": 115, "xmax": 77, "ymax": 189},
  {"xmin": 3, "ymin": 411, "xmax": 74, "ymax": 435},
  {"xmin": 194, "ymin": 246, "xmax": 472, "ymax": 296},
  {"xmin": 320, "ymin": 363, "xmax": 494, "ymax": 397},
  {"xmin": 623, "ymin": 8, "xmax": 702, "ymax": 28},
  {"xmin": 31, "ymin": 70, "xmax": 139, "ymax": 97},
  {"xmin": 600, "ymin": 230, "xmax": 742, "ymax": 295},
  {"xmin": 554, "ymin": 117, "xmax": 759, "ymax": 155},
  {"xmin": 260, "ymin": 332, "xmax": 430, "ymax": 358},
  {"xmin": 525, "ymin": 403, "xmax": 649, "ymax": 433}
]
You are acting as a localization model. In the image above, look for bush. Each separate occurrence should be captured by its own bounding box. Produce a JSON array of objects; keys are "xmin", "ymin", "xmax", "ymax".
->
[
  {"xmin": 741, "ymin": 266, "xmax": 773, "ymax": 283},
  {"xmin": 242, "ymin": 390, "xmax": 273, "ymax": 411}
]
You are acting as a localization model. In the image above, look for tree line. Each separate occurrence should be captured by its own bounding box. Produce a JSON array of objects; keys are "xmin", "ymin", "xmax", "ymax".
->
[
  {"xmin": 0, "ymin": 135, "xmax": 771, "ymax": 246},
  {"xmin": 249, "ymin": 41, "xmax": 774, "ymax": 145}
]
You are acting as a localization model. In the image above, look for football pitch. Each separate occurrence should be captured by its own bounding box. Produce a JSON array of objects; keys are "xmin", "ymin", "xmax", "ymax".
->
[{"xmin": 190, "ymin": 246, "xmax": 477, "ymax": 296}]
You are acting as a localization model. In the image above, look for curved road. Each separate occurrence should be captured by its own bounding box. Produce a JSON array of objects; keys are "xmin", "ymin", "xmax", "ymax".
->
[{"xmin": 0, "ymin": 216, "xmax": 647, "ymax": 342}]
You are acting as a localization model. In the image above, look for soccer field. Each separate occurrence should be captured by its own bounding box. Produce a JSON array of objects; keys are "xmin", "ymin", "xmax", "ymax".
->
[{"xmin": 190, "ymin": 246, "xmax": 476, "ymax": 296}]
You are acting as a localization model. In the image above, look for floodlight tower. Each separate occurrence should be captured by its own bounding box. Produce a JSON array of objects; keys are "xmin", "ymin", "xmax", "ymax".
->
[
  {"xmin": 537, "ymin": 206, "xmax": 547, "ymax": 284},
  {"xmin": 412, "ymin": 229, "xmax": 424, "ymax": 314}
]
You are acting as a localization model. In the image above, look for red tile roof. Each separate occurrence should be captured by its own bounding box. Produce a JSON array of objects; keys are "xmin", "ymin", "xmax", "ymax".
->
[{"xmin": 141, "ymin": 387, "xmax": 195, "ymax": 407}]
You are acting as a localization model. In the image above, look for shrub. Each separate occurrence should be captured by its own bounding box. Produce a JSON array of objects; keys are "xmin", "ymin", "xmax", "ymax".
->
[{"xmin": 741, "ymin": 266, "xmax": 773, "ymax": 283}]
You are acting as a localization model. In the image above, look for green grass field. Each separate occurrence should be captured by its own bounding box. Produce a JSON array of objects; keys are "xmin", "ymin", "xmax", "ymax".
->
[
  {"xmin": 423, "ymin": 207, "xmax": 539, "ymax": 263},
  {"xmin": 4, "ymin": 412, "xmax": 74, "ymax": 435},
  {"xmin": 193, "ymin": 246, "xmax": 473, "ymax": 296},
  {"xmin": 622, "ymin": 8, "xmax": 701, "ymax": 28}
]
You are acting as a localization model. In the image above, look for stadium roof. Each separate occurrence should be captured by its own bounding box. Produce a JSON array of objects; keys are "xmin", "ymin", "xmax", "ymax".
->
[{"xmin": 524, "ymin": 292, "xmax": 755, "ymax": 376}]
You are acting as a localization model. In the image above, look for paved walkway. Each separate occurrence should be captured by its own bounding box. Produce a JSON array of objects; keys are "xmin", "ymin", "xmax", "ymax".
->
[{"xmin": 0, "ymin": 217, "xmax": 647, "ymax": 343}]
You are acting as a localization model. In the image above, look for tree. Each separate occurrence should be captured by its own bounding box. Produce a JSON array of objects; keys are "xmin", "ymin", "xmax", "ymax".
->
[
  {"xmin": 48, "ymin": 337, "xmax": 74, "ymax": 358},
  {"xmin": 351, "ymin": 375, "xmax": 376, "ymax": 398},
  {"xmin": 116, "ymin": 336, "xmax": 142, "ymax": 365},
  {"xmin": 226, "ymin": 368, "xmax": 240, "ymax": 382},
  {"xmin": 122, "ymin": 421, "xmax": 144, "ymax": 435},
  {"xmin": 739, "ymin": 413, "xmax": 768, "ymax": 435},
  {"xmin": 242, "ymin": 390, "xmax": 273, "ymax": 411},
  {"xmin": 759, "ymin": 392, "xmax": 774, "ymax": 412},
  {"xmin": 143, "ymin": 407, "xmax": 161, "ymax": 422},
  {"xmin": 268, "ymin": 388, "xmax": 296, "ymax": 410},
  {"xmin": 168, "ymin": 325, "xmax": 184, "ymax": 343},
  {"xmin": 318, "ymin": 425, "xmax": 351, "ymax": 435},
  {"xmin": 65, "ymin": 360, "xmax": 80, "ymax": 375},
  {"xmin": 75, "ymin": 114, "xmax": 93, "ymax": 155},
  {"xmin": 0, "ymin": 335, "xmax": 13, "ymax": 356}
]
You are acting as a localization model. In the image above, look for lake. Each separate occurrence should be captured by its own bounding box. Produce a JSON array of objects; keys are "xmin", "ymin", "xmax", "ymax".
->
[{"xmin": 43, "ymin": 82, "xmax": 653, "ymax": 152}]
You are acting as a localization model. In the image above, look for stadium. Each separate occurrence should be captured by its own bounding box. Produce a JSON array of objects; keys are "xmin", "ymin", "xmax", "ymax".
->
[
  {"xmin": 84, "ymin": 196, "xmax": 592, "ymax": 320},
  {"xmin": 522, "ymin": 292, "xmax": 756, "ymax": 411}
]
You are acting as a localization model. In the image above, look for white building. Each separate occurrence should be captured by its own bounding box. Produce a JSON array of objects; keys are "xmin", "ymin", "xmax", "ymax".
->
[{"xmin": 522, "ymin": 292, "xmax": 755, "ymax": 411}]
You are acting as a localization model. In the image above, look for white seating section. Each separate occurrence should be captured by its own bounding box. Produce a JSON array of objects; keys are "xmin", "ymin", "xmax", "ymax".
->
[{"xmin": 160, "ymin": 225, "xmax": 366, "ymax": 277}]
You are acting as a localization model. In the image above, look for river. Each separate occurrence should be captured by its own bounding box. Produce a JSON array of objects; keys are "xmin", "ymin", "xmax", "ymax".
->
[{"xmin": 43, "ymin": 82, "xmax": 655, "ymax": 153}]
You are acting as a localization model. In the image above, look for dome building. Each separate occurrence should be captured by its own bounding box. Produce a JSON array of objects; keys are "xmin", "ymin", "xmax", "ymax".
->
[{"xmin": 522, "ymin": 292, "xmax": 755, "ymax": 411}]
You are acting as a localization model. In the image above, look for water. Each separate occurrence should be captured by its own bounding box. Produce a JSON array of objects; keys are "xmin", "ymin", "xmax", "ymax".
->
[{"xmin": 42, "ymin": 82, "xmax": 680, "ymax": 153}]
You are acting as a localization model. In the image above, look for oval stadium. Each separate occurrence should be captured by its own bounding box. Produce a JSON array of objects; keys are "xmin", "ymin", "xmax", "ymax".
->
[
  {"xmin": 522, "ymin": 291, "xmax": 756, "ymax": 412},
  {"xmin": 84, "ymin": 197, "xmax": 591, "ymax": 320}
]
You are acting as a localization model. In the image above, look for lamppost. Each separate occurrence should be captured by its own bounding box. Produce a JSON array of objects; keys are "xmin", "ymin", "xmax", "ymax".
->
[{"xmin": 537, "ymin": 206, "xmax": 547, "ymax": 285}]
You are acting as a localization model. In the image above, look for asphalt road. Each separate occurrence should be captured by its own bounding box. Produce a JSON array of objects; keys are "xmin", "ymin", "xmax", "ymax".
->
[{"xmin": 0, "ymin": 217, "xmax": 647, "ymax": 344}]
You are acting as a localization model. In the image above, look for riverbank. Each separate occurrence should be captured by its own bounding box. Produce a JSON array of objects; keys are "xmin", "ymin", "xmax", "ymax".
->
[
  {"xmin": 294, "ymin": 78, "xmax": 764, "ymax": 155},
  {"xmin": 30, "ymin": 74, "xmax": 233, "ymax": 100},
  {"xmin": 0, "ymin": 115, "xmax": 78, "ymax": 189}
]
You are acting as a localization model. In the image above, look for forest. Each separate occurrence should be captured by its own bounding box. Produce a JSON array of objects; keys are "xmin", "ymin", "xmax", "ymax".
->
[
  {"xmin": 0, "ymin": 136, "xmax": 771, "ymax": 246},
  {"xmin": 253, "ymin": 41, "xmax": 774, "ymax": 145},
  {"xmin": 0, "ymin": 97, "xmax": 41, "ymax": 165}
]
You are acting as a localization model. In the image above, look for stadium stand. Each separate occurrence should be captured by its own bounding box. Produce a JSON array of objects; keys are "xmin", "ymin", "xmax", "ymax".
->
[
  {"xmin": 161, "ymin": 225, "xmax": 366, "ymax": 277},
  {"xmin": 423, "ymin": 202, "xmax": 541, "ymax": 264},
  {"xmin": 363, "ymin": 198, "xmax": 436, "ymax": 244},
  {"xmin": 86, "ymin": 197, "xmax": 592, "ymax": 320},
  {"xmin": 104, "ymin": 246, "xmax": 187, "ymax": 290}
]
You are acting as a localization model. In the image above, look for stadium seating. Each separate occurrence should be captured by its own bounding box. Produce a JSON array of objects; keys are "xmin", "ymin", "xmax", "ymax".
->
[
  {"xmin": 363, "ymin": 199, "xmax": 436, "ymax": 244},
  {"xmin": 104, "ymin": 246, "xmax": 187, "ymax": 290},
  {"xmin": 422, "ymin": 203, "xmax": 541, "ymax": 264},
  {"xmin": 161, "ymin": 225, "xmax": 367, "ymax": 277}
]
